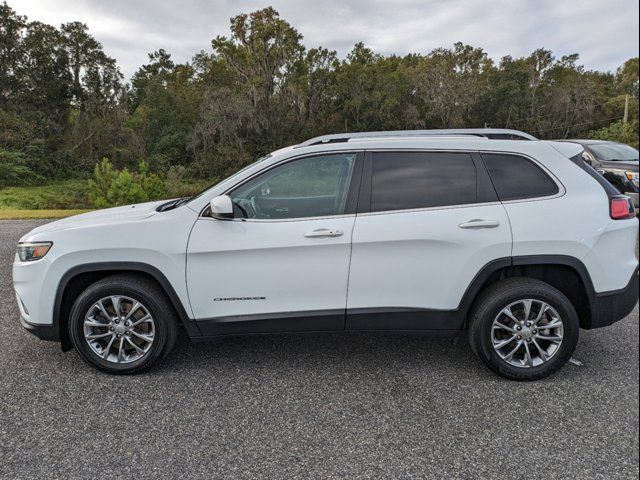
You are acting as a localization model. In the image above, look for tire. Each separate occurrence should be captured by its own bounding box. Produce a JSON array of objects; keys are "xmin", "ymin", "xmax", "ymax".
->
[
  {"xmin": 468, "ymin": 277, "xmax": 579, "ymax": 381},
  {"xmin": 68, "ymin": 274, "xmax": 178, "ymax": 374}
]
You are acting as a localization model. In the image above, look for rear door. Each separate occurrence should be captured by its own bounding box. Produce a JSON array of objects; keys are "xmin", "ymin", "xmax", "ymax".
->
[{"xmin": 345, "ymin": 150, "xmax": 512, "ymax": 330}]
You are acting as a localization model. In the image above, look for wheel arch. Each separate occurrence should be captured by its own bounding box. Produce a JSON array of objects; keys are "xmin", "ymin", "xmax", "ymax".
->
[
  {"xmin": 54, "ymin": 262, "xmax": 199, "ymax": 351},
  {"xmin": 460, "ymin": 255, "xmax": 595, "ymax": 329}
]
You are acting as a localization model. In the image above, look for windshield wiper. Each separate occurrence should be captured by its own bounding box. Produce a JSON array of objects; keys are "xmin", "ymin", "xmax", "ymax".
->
[{"xmin": 156, "ymin": 197, "xmax": 191, "ymax": 212}]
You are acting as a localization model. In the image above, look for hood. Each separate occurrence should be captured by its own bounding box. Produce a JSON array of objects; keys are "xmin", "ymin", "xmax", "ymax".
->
[
  {"xmin": 597, "ymin": 160, "xmax": 639, "ymax": 172},
  {"xmin": 24, "ymin": 199, "xmax": 168, "ymax": 237}
]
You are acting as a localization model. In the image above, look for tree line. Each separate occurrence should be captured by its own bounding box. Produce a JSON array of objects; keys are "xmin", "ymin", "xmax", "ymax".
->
[{"xmin": 1, "ymin": 2, "xmax": 638, "ymax": 189}]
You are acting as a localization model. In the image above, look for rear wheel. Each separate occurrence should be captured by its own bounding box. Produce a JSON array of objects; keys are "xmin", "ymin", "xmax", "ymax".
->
[
  {"xmin": 468, "ymin": 277, "xmax": 579, "ymax": 381},
  {"xmin": 68, "ymin": 274, "xmax": 178, "ymax": 374}
]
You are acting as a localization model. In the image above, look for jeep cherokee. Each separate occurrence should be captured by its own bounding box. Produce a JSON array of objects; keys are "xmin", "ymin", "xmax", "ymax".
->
[{"xmin": 13, "ymin": 129, "xmax": 639, "ymax": 380}]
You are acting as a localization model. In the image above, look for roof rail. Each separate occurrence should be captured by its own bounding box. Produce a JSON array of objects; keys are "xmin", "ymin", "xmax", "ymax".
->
[{"xmin": 297, "ymin": 128, "xmax": 537, "ymax": 147}]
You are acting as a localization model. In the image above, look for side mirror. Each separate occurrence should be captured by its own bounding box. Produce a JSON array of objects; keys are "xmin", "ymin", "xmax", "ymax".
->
[{"xmin": 210, "ymin": 195, "xmax": 234, "ymax": 219}]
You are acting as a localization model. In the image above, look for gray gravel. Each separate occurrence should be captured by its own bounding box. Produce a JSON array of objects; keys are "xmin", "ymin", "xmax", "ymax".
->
[{"xmin": 1, "ymin": 219, "xmax": 638, "ymax": 479}]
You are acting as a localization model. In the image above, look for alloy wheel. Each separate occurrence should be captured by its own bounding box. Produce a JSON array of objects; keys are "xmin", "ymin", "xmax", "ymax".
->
[
  {"xmin": 491, "ymin": 299, "xmax": 564, "ymax": 368},
  {"xmin": 83, "ymin": 295, "xmax": 155, "ymax": 364}
]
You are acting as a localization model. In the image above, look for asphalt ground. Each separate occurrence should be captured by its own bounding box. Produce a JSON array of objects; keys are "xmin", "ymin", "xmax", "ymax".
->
[{"xmin": 0, "ymin": 219, "xmax": 638, "ymax": 479}]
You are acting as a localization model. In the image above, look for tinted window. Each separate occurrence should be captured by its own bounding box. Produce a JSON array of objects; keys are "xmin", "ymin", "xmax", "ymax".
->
[
  {"xmin": 482, "ymin": 153, "xmax": 559, "ymax": 201},
  {"xmin": 230, "ymin": 153, "xmax": 356, "ymax": 219},
  {"xmin": 370, "ymin": 152, "xmax": 477, "ymax": 212}
]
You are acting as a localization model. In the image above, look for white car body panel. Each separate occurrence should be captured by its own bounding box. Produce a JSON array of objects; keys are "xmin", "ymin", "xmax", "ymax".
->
[
  {"xmin": 347, "ymin": 203, "xmax": 512, "ymax": 311},
  {"xmin": 186, "ymin": 215, "xmax": 355, "ymax": 321},
  {"xmin": 13, "ymin": 204, "xmax": 198, "ymax": 325},
  {"xmin": 12, "ymin": 133, "xmax": 638, "ymax": 337},
  {"xmin": 499, "ymin": 142, "xmax": 637, "ymax": 292}
]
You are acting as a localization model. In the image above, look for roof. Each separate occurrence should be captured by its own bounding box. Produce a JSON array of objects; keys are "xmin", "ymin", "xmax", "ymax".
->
[
  {"xmin": 557, "ymin": 139, "xmax": 614, "ymax": 145},
  {"xmin": 297, "ymin": 129, "xmax": 537, "ymax": 147}
]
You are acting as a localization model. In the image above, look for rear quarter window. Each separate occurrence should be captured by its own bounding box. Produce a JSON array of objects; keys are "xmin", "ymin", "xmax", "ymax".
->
[{"xmin": 482, "ymin": 153, "xmax": 559, "ymax": 201}]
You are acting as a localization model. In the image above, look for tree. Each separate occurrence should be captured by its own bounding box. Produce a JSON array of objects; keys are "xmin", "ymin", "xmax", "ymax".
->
[
  {"xmin": 0, "ymin": 147, "xmax": 41, "ymax": 186},
  {"xmin": 60, "ymin": 21, "xmax": 105, "ymax": 104},
  {"xmin": 1, "ymin": 4, "xmax": 638, "ymax": 193},
  {"xmin": 17, "ymin": 21, "xmax": 71, "ymax": 115},
  {"xmin": 128, "ymin": 58, "xmax": 200, "ymax": 171},
  {"xmin": 212, "ymin": 7, "xmax": 303, "ymax": 110},
  {"xmin": 410, "ymin": 43, "xmax": 493, "ymax": 128},
  {"xmin": 189, "ymin": 86, "xmax": 255, "ymax": 176},
  {"xmin": 130, "ymin": 49, "xmax": 175, "ymax": 110},
  {"xmin": 285, "ymin": 47, "xmax": 339, "ymax": 136},
  {"xmin": 616, "ymin": 58, "xmax": 639, "ymax": 101},
  {"xmin": 0, "ymin": 2, "xmax": 26, "ymax": 107}
]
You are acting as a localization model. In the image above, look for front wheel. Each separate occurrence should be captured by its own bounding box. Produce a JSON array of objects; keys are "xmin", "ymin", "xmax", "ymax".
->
[
  {"xmin": 468, "ymin": 278, "xmax": 579, "ymax": 381},
  {"xmin": 68, "ymin": 274, "xmax": 178, "ymax": 374}
]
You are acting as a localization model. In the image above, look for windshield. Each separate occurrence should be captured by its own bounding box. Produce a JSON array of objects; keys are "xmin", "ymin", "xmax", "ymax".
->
[
  {"xmin": 186, "ymin": 154, "xmax": 273, "ymax": 204},
  {"xmin": 589, "ymin": 143, "xmax": 639, "ymax": 162}
]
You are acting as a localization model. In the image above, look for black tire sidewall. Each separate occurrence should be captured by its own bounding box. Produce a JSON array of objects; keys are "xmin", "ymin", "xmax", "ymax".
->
[
  {"xmin": 69, "ymin": 281, "xmax": 172, "ymax": 374},
  {"xmin": 474, "ymin": 283, "xmax": 579, "ymax": 380}
]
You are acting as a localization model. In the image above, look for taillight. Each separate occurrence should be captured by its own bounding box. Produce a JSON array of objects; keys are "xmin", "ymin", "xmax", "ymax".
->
[{"xmin": 610, "ymin": 196, "xmax": 636, "ymax": 220}]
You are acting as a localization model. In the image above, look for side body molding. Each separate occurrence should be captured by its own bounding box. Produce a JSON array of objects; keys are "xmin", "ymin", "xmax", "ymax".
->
[{"xmin": 52, "ymin": 254, "xmax": 629, "ymax": 346}]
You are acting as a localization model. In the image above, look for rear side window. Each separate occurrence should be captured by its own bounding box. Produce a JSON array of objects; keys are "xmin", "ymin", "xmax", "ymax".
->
[
  {"xmin": 370, "ymin": 152, "xmax": 477, "ymax": 212},
  {"xmin": 482, "ymin": 153, "xmax": 559, "ymax": 201}
]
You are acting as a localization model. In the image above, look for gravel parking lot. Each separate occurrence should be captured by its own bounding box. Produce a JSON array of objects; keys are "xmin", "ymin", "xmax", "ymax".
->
[{"xmin": 1, "ymin": 219, "xmax": 638, "ymax": 479}]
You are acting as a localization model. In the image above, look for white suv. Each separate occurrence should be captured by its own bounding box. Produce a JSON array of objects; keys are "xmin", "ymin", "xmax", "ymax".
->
[{"xmin": 13, "ymin": 129, "xmax": 639, "ymax": 380}]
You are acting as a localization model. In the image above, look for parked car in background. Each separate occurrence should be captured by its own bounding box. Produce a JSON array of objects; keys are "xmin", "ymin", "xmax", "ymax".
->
[
  {"xmin": 13, "ymin": 129, "xmax": 639, "ymax": 380},
  {"xmin": 559, "ymin": 140, "xmax": 639, "ymax": 207}
]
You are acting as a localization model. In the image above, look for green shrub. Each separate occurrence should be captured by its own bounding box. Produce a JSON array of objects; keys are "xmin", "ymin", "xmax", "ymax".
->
[
  {"xmin": 88, "ymin": 158, "xmax": 166, "ymax": 208},
  {"xmin": 108, "ymin": 168, "xmax": 147, "ymax": 206},
  {"xmin": 0, "ymin": 148, "xmax": 42, "ymax": 187},
  {"xmin": 589, "ymin": 120, "xmax": 639, "ymax": 149},
  {"xmin": 88, "ymin": 158, "xmax": 117, "ymax": 208},
  {"xmin": 165, "ymin": 165, "xmax": 215, "ymax": 198},
  {"xmin": 165, "ymin": 165, "xmax": 188, "ymax": 198},
  {"xmin": 138, "ymin": 161, "xmax": 166, "ymax": 199}
]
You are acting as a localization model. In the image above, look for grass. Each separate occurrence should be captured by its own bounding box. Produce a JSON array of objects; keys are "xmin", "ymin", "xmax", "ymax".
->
[
  {"xmin": 0, "ymin": 178, "xmax": 213, "ymax": 210},
  {"xmin": 0, "ymin": 179, "xmax": 90, "ymax": 210},
  {"xmin": 0, "ymin": 177, "xmax": 213, "ymax": 219},
  {"xmin": 0, "ymin": 208, "xmax": 91, "ymax": 220},
  {"xmin": 0, "ymin": 180, "xmax": 92, "ymax": 219}
]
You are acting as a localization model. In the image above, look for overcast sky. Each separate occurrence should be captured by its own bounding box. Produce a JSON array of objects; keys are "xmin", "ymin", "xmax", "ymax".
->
[{"xmin": 12, "ymin": 0, "xmax": 640, "ymax": 81}]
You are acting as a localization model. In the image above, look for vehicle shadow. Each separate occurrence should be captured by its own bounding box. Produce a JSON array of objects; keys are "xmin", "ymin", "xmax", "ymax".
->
[
  {"xmin": 155, "ymin": 329, "xmax": 492, "ymax": 380},
  {"xmin": 153, "ymin": 322, "xmax": 620, "ymax": 382}
]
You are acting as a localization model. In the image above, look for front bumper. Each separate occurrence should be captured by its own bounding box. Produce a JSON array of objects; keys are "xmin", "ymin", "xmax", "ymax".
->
[
  {"xmin": 20, "ymin": 314, "xmax": 60, "ymax": 341},
  {"xmin": 588, "ymin": 266, "xmax": 639, "ymax": 329}
]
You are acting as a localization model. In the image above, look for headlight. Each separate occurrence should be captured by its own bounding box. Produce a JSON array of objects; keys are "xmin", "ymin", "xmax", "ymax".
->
[{"xmin": 17, "ymin": 242, "xmax": 53, "ymax": 262}]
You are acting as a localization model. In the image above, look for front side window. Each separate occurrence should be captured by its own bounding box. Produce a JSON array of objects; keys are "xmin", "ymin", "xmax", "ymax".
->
[
  {"xmin": 482, "ymin": 153, "xmax": 559, "ymax": 201},
  {"xmin": 370, "ymin": 151, "xmax": 477, "ymax": 212},
  {"xmin": 230, "ymin": 153, "xmax": 356, "ymax": 219}
]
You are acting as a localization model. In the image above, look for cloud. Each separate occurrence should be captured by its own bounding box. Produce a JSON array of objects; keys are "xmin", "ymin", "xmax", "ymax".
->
[{"xmin": 12, "ymin": 0, "xmax": 639, "ymax": 80}]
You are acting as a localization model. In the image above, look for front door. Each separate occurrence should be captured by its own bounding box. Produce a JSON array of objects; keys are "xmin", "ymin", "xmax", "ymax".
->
[{"xmin": 186, "ymin": 151, "xmax": 362, "ymax": 336}]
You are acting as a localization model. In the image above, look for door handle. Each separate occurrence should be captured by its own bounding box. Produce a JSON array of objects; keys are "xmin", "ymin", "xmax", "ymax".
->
[
  {"xmin": 303, "ymin": 228, "xmax": 344, "ymax": 238},
  {"xmin": 458, "ymin": 219, "xmax": 500, "ymax": 229}
]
